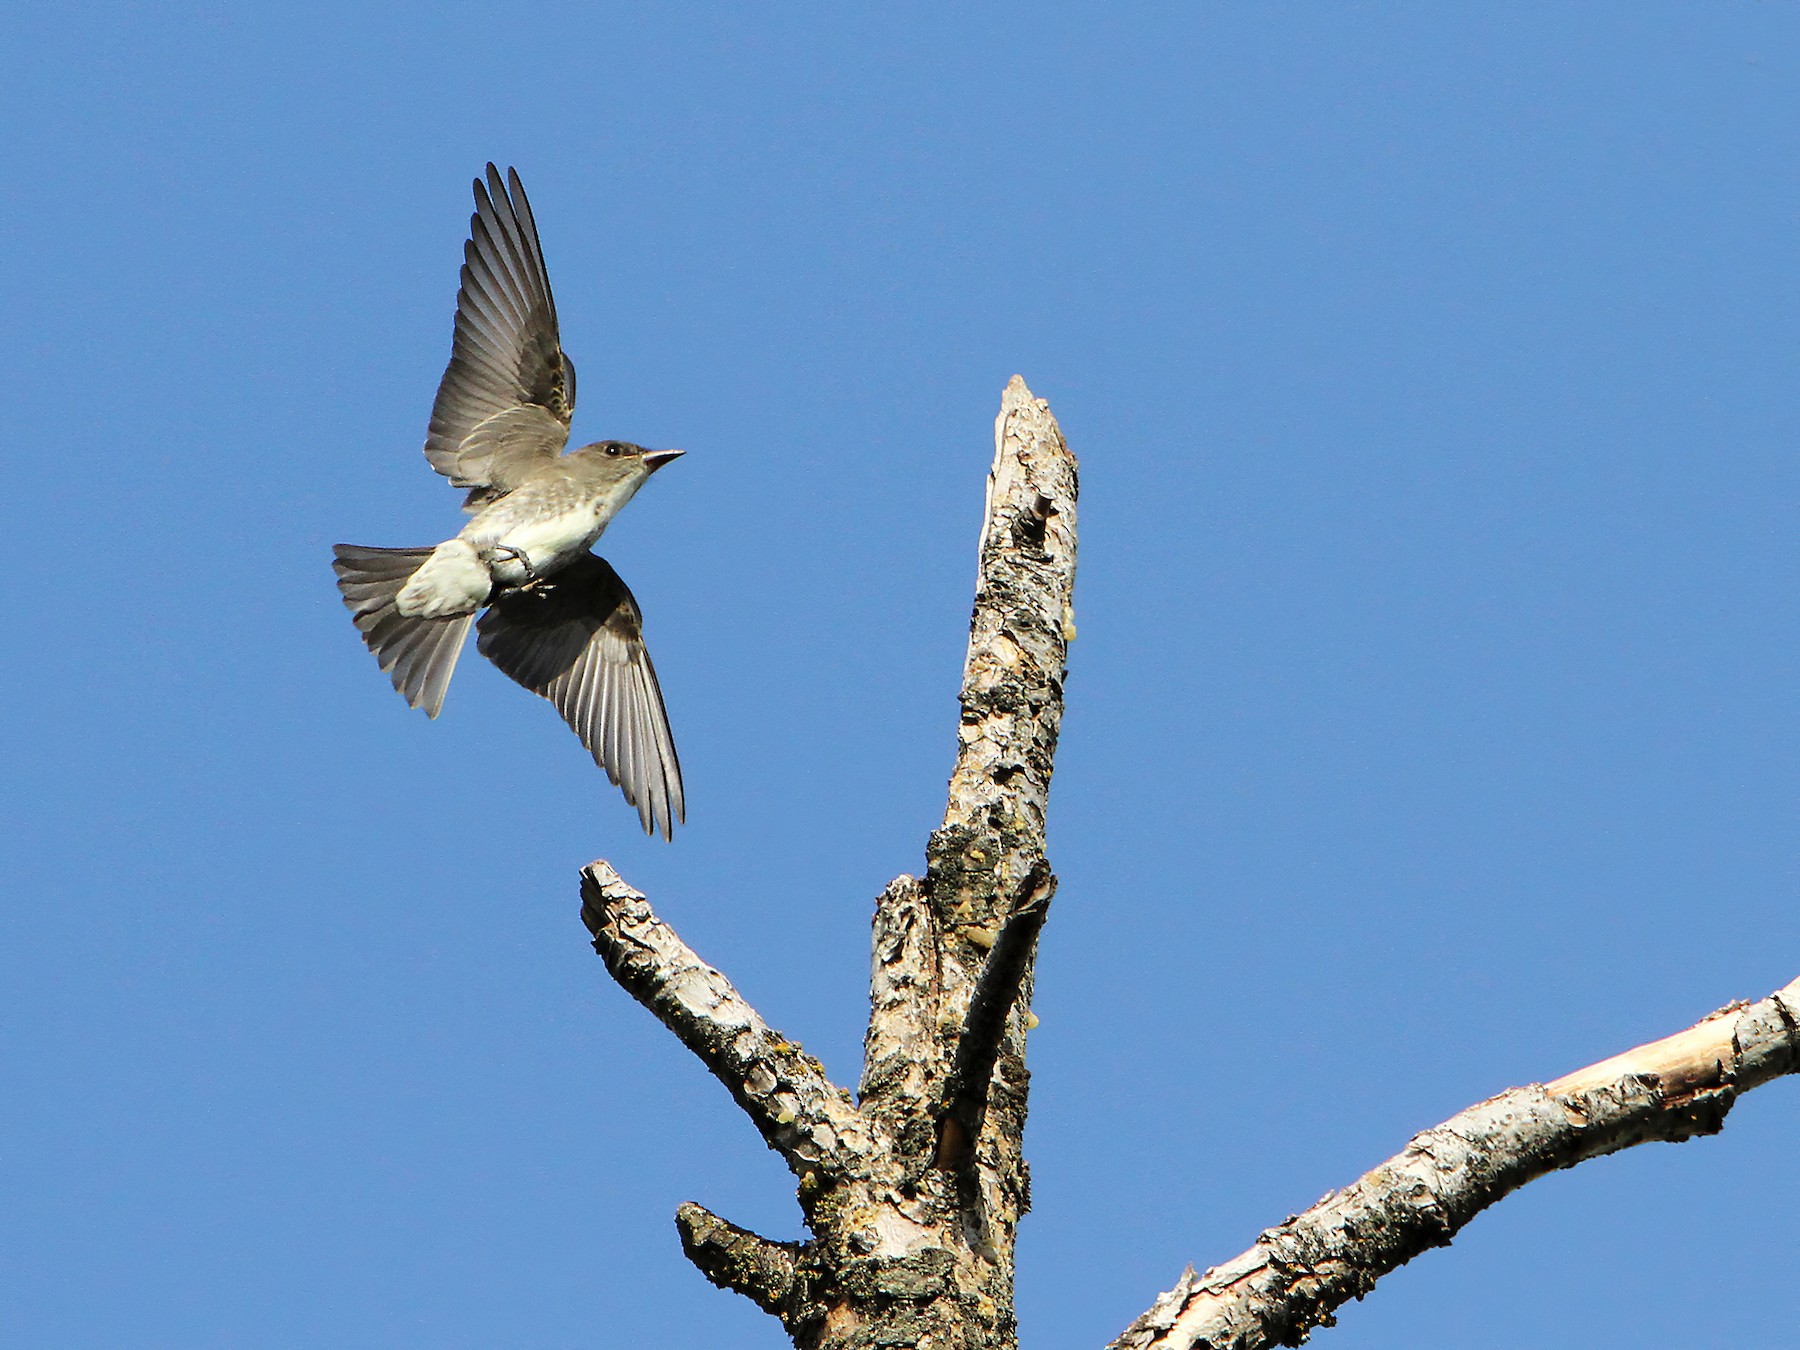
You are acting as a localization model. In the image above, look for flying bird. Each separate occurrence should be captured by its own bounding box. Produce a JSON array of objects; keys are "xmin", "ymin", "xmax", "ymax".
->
[{"xmin": 332, "ymin": 165, "xmax": 685, "ymax": 839}]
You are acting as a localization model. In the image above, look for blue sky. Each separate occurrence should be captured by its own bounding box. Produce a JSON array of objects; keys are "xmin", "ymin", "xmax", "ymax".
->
[{"xmin": 5, "ymin": 5, "xmax": 1796, "ymax": 1346}]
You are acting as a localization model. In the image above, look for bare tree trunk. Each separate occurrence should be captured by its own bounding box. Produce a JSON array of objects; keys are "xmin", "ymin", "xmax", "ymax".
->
[
  {"xmin": 583, "ymin": 376, "xmax": 1074, "ymax": 1349},
  {"xmin": 575, "ymin": 377, "xmax": 1799, "ymax": 1349}
]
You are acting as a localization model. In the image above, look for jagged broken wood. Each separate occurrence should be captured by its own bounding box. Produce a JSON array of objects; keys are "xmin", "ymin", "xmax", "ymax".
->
[{"xmin": 1111, "ymin": 975, "xmax": 1800, "ymax": 1350}]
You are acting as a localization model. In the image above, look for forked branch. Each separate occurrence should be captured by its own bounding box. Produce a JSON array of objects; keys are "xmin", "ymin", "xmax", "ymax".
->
[
  {"xmin": 580, "ymin": 379, "xmax": 1078, "ymax": 1349},
  {"xmin": 570, "ymin": 378, "xmax": 1789, "ymax": 1350}
]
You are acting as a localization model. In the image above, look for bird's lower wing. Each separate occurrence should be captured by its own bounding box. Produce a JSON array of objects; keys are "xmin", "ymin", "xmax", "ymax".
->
[{"xmin": 475, "ymin": 553, "xmax": 684, "ymax": 839}]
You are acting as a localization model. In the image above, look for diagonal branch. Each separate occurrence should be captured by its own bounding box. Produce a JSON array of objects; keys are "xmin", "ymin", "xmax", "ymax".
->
[
  {"xmin": 1111, "ymin": 975, "xmax": 1800, "ymax": 1350},
  {"xmin": 580, "ymin": 860, "xmax": 885, "ymax": 1178},
  {"xmin": 934, "ymin": 860, "xmax": 1055, "ymax": 1169}
]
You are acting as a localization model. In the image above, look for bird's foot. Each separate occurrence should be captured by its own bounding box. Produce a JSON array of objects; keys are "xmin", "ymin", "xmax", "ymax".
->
[{"xmin": 485, "ymin": 544, "xmax": 538, "ymax": 582}]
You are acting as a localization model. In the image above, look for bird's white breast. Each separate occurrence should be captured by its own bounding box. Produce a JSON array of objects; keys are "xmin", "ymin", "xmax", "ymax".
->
[{"xmin": 461, "ymin": 471, "xmax": 645, "ymax": 585}]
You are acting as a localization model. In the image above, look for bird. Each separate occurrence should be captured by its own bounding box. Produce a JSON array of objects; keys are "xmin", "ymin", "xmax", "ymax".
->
[{"xmin": 332, "ymin": 164, "xmax": 686, "ymax": 839}]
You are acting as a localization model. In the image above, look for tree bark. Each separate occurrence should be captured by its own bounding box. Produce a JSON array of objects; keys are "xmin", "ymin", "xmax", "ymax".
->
[
  {"xmin": 583, "ymin": 375, "xmax": 1077, "ymax": 1349},
  {"xmin": 576, "ymin": 376, "xmax": 1798, "ymax": 1349},
  {"xmin": 1111, "ymin": 975, "xmax": 1800, "ymax": 1350}
]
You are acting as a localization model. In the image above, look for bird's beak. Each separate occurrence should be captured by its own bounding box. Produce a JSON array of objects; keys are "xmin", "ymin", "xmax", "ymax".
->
[{"xmin": 644, "ymin": 448, "xmax": 686, "ymax": 471}]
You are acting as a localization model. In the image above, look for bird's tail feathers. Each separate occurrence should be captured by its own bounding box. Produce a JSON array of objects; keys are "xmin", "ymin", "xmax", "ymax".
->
[{"xmin": 331, "ymin": 545, "xmax": 475, "ymax": 718}]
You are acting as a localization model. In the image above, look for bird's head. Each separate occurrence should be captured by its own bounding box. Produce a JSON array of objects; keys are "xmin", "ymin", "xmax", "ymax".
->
[{"xmin": 580, "ymin": 441, "xmax": 687, "ymax": 485}]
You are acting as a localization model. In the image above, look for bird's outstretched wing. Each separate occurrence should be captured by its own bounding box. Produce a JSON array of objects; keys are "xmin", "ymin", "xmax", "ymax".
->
[
  {"xmin": 476, "ymin": 554, "xmax": 685, "ymax": 839},
  {"xmin": 425, "ymin": 164, "xmax": 577, "ymax": 509}
]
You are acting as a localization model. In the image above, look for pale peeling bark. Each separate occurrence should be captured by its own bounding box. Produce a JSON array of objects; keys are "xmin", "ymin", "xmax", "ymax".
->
[
  {"xmin": 580, "ymin": 377, "xmax": 1078, "ymax": 1350},
  {"xmin": 1113, "ymin": 976, "xmax": 1800, "ymax": 1350}
]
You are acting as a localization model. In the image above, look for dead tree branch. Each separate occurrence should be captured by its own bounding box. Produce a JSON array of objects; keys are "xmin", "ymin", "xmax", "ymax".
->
[
  {"xmin": 675, "ymin": 1202, "xmax": 803, "ymax": 1317},
  {"xmin": 579, "ymin": 860, "xmax": 883, "ymax": 1180},
  {"xmin": 934, "ymin": 861, "xmax": 1055, "ymax": 1169},
  {"xmin": 1112, "ymin": 975, "xmax": 1800, "ymax": 1350},
  {"xmin": 573, "ymin": 376, "xmax": 1788, "ymax": 1350},
  {"xmin": 929, "ymin": 373, "xmax": 1079, "ymax": 914},
  {"xmin": 581, "ymin": 377, "xmax": 1079, "ymax": 1349}
]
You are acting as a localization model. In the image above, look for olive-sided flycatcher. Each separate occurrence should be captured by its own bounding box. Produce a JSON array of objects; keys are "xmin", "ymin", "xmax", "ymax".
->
[{"xmin": 333, "ymin": 165, "xmax": 685, "ymax": 839}]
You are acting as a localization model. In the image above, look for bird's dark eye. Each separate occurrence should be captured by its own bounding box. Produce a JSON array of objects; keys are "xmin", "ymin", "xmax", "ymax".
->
[{"xmin": 605, "ymin": 444, "xmax": 622, "ymax": 457}]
